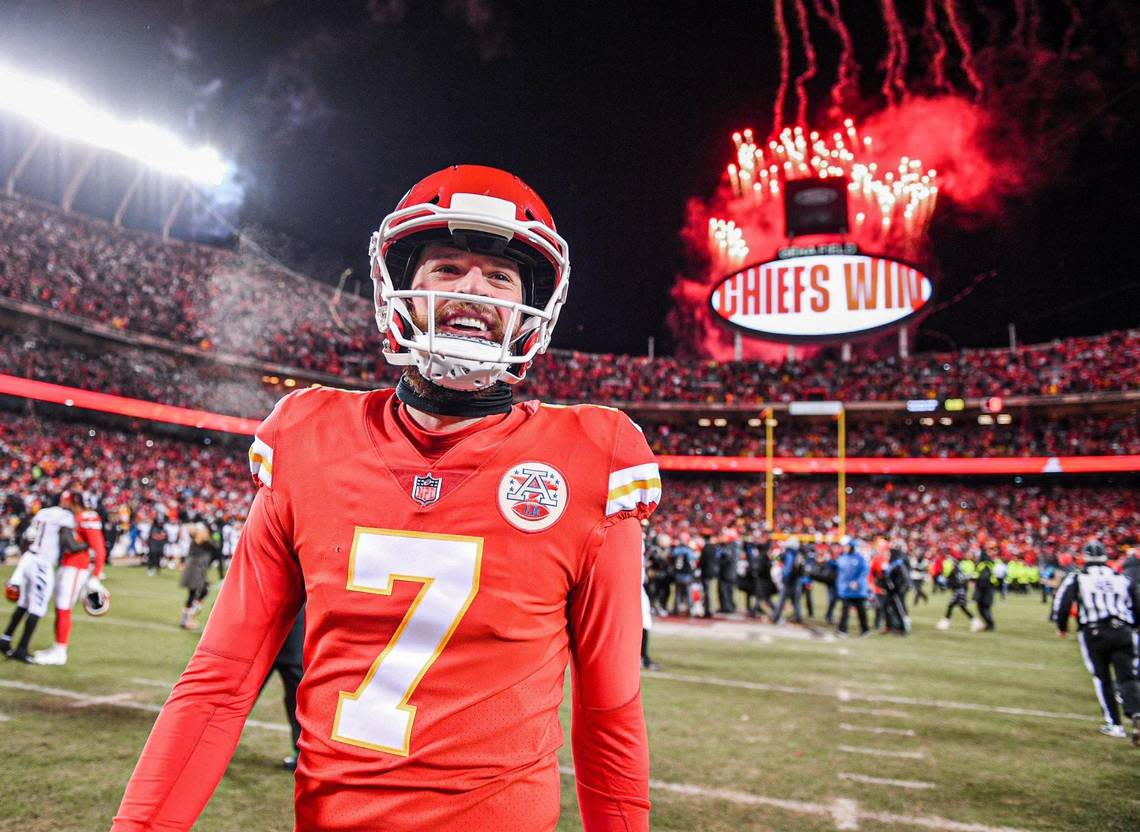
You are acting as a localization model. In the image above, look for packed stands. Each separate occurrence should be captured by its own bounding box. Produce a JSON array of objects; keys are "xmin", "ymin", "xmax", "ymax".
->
[
  {"xmin": 0, "ymin": 329, "xmax": 279, "ymax": 417},
  {"xmin": 2, "ymin": 410, "xmax": 1135, "ymax": 565},
  {"xmin": 0, "ymin": 412, "xmax": 251, "ymax": 522},
  {"xmin": 0, "ymin": 195, "xmax": 383, "ymax": 379},
  {"xmin": 649, "ymin": 476, "xmax": 1139, "ymax": 560},
  {"xmin": 3, "ymin": 193, "xmax": 1139, "ymax": 406},
  {"xmin": 644, "ymin": 413, "xmax": 1140, "ymax": 458},
  {"xmin": 3, "ymin": 328, "xmax": 1136, "ymax": 458}
]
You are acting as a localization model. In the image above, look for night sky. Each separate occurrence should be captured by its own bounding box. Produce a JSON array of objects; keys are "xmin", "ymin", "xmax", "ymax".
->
[{"xmin": 1, "ymin": 0, "xmax": 1137, "ymax": 356}]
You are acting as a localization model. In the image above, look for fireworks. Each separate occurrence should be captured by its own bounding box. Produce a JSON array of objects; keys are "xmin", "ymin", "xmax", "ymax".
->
[
  {"xmin": 667, "ymin": 0, "xmax": 1124, "ymax": 361},
  {"xmin": 725, "ymin": 120, "xmax": 939, "ymax": 248},
  {"xmin": 708, "ymin": 217, "xmax": 748, "ymax": 262}
]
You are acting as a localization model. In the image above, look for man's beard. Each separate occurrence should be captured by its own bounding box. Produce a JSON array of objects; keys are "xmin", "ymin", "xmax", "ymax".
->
[
  {"xmin": 400, "ymin": 365, "xmax": 510, "ymax": 402},
  {"xmin": 404, "ymin": 300, "xmax": 513, "ymax": 402}
]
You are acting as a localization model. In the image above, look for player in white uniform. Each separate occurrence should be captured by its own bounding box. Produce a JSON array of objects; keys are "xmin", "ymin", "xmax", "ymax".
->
[
  {"xmin": 32, "ymin": 506, "xmax": 109, "ymax": 666},
  {"xmin": 2, "ymin": 492, "xmax": 86, "ymax": 663}
]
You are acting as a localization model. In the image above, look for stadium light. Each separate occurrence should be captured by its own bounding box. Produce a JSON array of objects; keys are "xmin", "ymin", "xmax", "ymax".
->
[{"xmin": 0, "ymin": 61, "xmax": 229, "ymax": 187}]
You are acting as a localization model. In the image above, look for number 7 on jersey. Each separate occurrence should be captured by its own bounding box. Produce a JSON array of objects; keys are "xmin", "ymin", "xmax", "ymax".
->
[{"xmin": 332, "ymin": 528, "xmax": 483, "ymax": 755}]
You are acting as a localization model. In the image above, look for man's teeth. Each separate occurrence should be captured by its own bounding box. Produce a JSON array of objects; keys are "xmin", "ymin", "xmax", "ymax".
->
[{"xmin": 446, "ymin": 317, "xmax": 489, "ymax": 331}]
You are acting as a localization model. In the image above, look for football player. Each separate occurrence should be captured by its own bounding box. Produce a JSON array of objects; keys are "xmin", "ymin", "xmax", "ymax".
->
[
  {"xmin": 33, "ymin": 502, "xmax": 108, "ymax": 666},
  {"xmin": 113, "ymin": 166, "xmax": 660, "ymax": 832},
  {"xmin": 2, "ymin": 491, "xmax": 88, "ymax": 662}
]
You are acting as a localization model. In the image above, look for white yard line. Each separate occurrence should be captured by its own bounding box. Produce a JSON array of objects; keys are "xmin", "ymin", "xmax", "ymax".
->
[
  {"xmin": 646, "ymin": 671, "xmax": 1097, "ymax": 722},
  {"xmin": 76, "ymin": 616, "xmax": 183, "ymax": 633},
  {"xmin": 839, "ymin": 706, "xmax": 911, "ymax": 719},
  {"xmin": 0, "ymin": 680, "xmax": 288, "ymax": 732},
  {"xmin": 0, "ymin": 713, "xmax": 10, "ymax": 722},
  {"xmin": 840, "ymin": 723, "xmax": 916, "ymax": 737},
  {"xmin": 129, "ymin": 677, "xmax": 176, "ymax": 689},
  {"xmin": 838, "ymin": 744, "xmax": 926, "ymax": 760},
  {"xmin": 839, "ymin": 772, "xmax": 935, "ymax": 790},
  {"xmin": 842, "ymin": 681, "xmax": 898, "ymax": 690},
  {"xmin": 71, "ymin": 692, "xmax": 138, "ymax": 709},
  {"xmin": 574, "ymin": 764, "xmax": 1033, "ymax": 831},
  {"xmin": 0, "ymin": 678, "xmax": 1037, "ymax": 832},
  {"xmin": 832, "ymin": 797, "xmax": 861, "ymax": 830}
]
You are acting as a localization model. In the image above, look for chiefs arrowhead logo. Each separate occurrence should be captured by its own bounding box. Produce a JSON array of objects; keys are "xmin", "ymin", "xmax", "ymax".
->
[{"xmin": 498, "ymin": 462, "xmax": 567, "ymax": 532}]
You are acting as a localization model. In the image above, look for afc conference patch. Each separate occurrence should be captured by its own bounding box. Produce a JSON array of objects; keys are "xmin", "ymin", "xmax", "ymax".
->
[
  {"xmin": 411, "ymin": 473, "xmax": 443, "ymax": 507},
  {"xmin": 498, "ymin": 461, "xmax": 568, "ymax": 532}
]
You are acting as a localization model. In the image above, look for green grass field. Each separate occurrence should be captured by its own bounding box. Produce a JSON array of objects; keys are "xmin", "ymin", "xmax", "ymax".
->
[{"xmin": 1, "ymin": 565, "xmax": 1137, "ymax": 832}]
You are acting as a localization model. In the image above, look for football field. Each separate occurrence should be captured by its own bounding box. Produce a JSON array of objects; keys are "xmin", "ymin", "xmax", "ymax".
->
[{"xmin": 1, "ymin": 565, "xmax": 1137, "ymax": 831}]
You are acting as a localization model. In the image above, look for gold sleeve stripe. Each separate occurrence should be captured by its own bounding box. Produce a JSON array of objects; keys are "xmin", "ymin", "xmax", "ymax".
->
[
  {"xmin": 248, "ymin": 436, "xmax": 274, "ymax": 488},
  {"xmin": 607, "ymin": 477, "xmax": 663, "ymax": 502}
]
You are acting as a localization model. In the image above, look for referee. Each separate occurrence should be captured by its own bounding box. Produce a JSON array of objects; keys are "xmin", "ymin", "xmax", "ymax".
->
[{"xmin": 1052, "ymin": 540, "xmax": 1140, "ymax": 744}]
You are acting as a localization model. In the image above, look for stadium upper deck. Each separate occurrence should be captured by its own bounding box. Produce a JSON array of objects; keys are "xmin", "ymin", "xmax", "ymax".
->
[{"xmin": 2, "ymin": 193, "xmax": 1138, "ymax": 412}]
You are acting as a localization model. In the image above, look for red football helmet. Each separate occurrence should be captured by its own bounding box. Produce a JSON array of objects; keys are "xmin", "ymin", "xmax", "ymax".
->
[
  {"xmin": 369, "ymin": 165, "xmax": 570, "ymax": 390},
  {"xmin": 4, "ymin": 583, "xmax": 18, "ymax": 603}
]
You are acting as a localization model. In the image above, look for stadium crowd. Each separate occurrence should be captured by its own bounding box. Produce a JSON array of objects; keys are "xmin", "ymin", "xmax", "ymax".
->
[
  {"xmin": 3, "ymin": 193, "xmax": 1139, "ymax": 407},
  {"xmin": 0, "ymin": 195, "xmax": 382, "ymax": 378},
  {"xmin": 0, "ymin": 330, "xmax": 280, "ymax": 418},
  {"xmin": 3, "ymin": 411, "xmax": 1134, "ymax": 576},
  {"xmin": 645, "ymin": 413, "xmax": 1140, "ymax": 458},
  {"xmin": 648, "ymin": 477, "xmax": 1138, "ymax": 565},
  {"xmin": 2, "ymin": 327, "xmax": 1137, "ymax": 458},
  {"xmin": 0, "ymin": 412, "xmax": 252, "ymax": 546}
]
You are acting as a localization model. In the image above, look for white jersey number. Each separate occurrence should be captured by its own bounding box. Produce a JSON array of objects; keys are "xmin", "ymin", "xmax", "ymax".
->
[{"xmin": 331, "ymin": 528, "xmax": 483, "ymax": 755}]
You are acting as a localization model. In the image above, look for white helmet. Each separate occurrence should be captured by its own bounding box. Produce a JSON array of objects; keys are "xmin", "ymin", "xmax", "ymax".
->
[
  {"xmin": 82, "ymin": 575, "xmax": 110, "ymax": 617},
  {"xmin": 369, "ymin": 165, "xmax": 570, "ymax": 391}
]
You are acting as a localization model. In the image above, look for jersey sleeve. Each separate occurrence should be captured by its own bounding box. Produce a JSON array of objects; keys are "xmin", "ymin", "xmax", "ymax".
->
[
  {"xmin": 567, "ymin": 517, "xmax": 651, "ymax": 832},
  {"xmin": 111, "ymin": 487, "xmax": 303, "ymax": 832},
  {"xmin": 77, "ymin": 512, "xmax": 107, "ymax": 575},
  {"xmin": 603, "ymin": 413, "xmax": 661, "ymax": 526},
  {"xmin": 248, "ymin": 399, "xmax": 285, "ymax": 489}
]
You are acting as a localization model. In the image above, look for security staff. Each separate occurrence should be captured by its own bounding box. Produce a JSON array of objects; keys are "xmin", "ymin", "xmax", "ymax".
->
[
  {"xmin": 670, "ymin": 536, "xmax": 696, "ymax": 616},
  {"xmin": 717, "ymin": 531, "xmax": 740, "ymax": 614},
  {"xmin": 748, "ymin": 534, "xmax": 776, "ymax": 619},
  {"xmin": 644, "ymin": 533, "xmax": 673, "ymax": 616},
  {"xmin": 772, "ymin": 538, "xmax": 806, "ymax": 624},
  {"xmin": 936, "ymin": 551, "xmax": 976, "ymax": 630},
  {"xmin": 881, "ymin": 546, "xmax": 911, "ymax": 635},
  {"xmin": 698, "ymin": 534, "xmax": 720, "ymax": 618},
  {"xmin": 1053, "ymin": 540, "xmax": 1140, "ymax": 744},
  {"xmin": 972, "ymin": 545, "xmax": 997, "ymax": 632}
]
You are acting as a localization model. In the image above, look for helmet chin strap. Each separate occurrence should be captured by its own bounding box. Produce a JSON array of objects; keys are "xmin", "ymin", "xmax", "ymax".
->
[{"xmin": 395, "ymin": 370, "xmax": 514, "ymax": 418}]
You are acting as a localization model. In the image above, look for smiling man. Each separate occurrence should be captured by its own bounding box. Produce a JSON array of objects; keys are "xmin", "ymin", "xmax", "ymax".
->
[{"xmin": 112, "ymin": 165, "xmax": 661, "ymax": 832}]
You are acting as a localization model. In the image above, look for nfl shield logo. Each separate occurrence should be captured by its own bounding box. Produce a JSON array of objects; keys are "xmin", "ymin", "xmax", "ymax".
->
[{"xmin": 411, "ymin": 473, "xmax": 442, "ymax": 507}]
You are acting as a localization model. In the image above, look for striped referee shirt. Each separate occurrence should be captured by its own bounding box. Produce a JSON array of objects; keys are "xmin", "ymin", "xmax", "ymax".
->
[{"xmin": 1053, "ymin": 565, "xmax": 1140, "ymax": 631}]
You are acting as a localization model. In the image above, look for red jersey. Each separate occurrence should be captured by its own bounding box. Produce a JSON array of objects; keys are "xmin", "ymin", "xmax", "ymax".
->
[
  {"xmin": 113, "ymin": 388, "xmax": 661, "ymax": 832},
  {"xmin": 64, "ymin": 509, "xmax": 107, "ymax": 573},
  {"xmin": 869, "ymin": 552, "xmax": 888, "ymax": 594}
]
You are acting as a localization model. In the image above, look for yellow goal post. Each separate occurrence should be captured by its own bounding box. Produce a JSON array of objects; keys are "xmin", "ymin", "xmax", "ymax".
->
[{"xmin": 764, "ymin": 401, "xmax": 846, "ymax": 543}]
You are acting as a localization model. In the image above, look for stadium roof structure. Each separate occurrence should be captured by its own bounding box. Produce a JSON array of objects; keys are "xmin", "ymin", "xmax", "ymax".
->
[{"xmin": 0, "ymin": 60, "xmax": 232, "ymax": 238}]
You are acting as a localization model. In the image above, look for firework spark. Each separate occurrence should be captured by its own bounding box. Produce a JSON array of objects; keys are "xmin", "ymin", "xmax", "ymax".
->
[{"xmin": 726, "ymin": 121, "xmax": 938, "ymax": 254}]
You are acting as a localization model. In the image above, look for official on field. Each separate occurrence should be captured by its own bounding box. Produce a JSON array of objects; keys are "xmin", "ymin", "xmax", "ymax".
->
[{"xmin": 1052, "ymin": 540, "xmax": 1140, "ymax": 744}]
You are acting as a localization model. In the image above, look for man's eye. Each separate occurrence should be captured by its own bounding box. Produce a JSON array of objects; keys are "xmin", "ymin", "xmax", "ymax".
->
[
  {"xmin": 433, "ymin": 265, "xmax": 460, "ymax": 274},
  {"xmin": 489, "ymin": 273, "xmax": 514, "ymax": 283}
]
